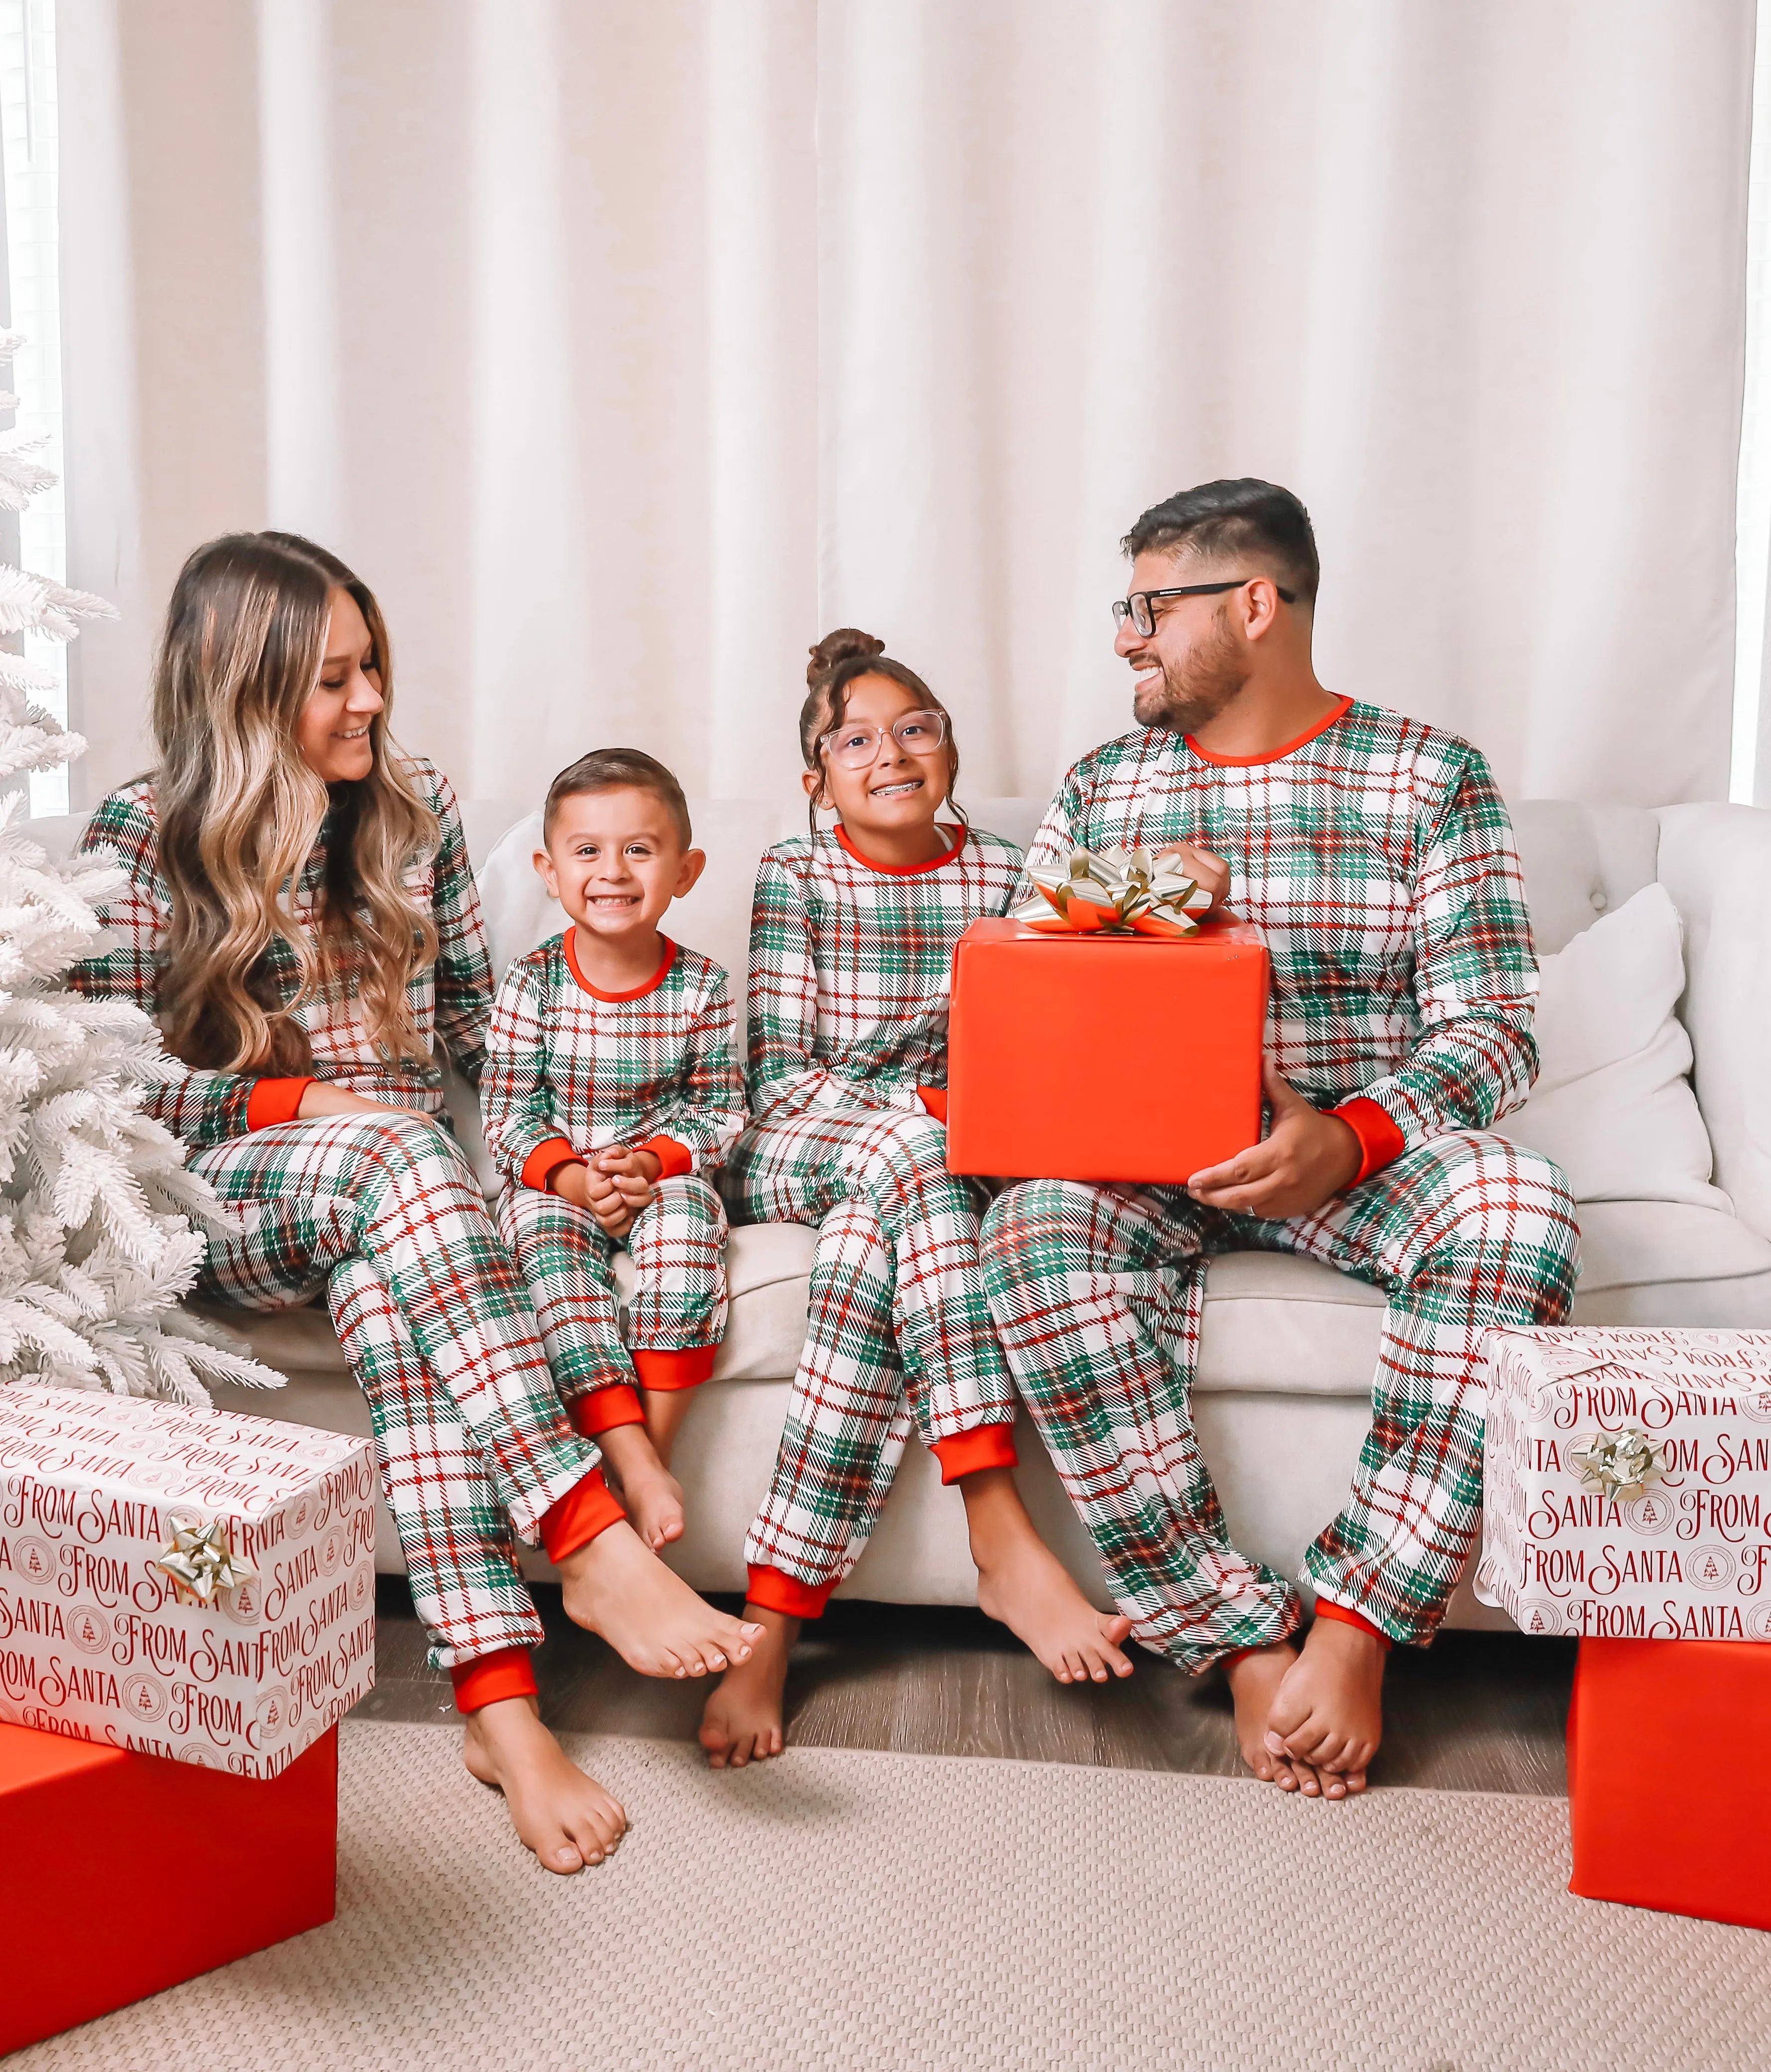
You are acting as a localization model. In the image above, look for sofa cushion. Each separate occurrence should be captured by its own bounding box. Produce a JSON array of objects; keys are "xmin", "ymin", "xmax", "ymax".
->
[{"xmin": 1496, "ymin": 884, "xmax": 1728, "ymax": 1212}]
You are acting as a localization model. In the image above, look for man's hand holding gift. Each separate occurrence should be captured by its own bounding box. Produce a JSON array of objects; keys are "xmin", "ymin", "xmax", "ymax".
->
[
  {"xmin": 1151, "ymin": 840, "xmax": 1231, "ymax": 916},
  {"xmin": 1186, "ymin": 1060, "xmax": 1362, "ymax": 1221}
]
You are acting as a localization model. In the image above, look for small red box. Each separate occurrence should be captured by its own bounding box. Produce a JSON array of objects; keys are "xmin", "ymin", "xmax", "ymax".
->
[
  {"xmin": 0, "ymin": 1721, "xmax": 338, "ymax": 2052},
  {"xmin": 1568, "ymin": 1638, "xmax": 1771, "ymax": 1930},
  {"xmin": 946, "ymin": 917, "xmax": 1270, "ymax": 1182}
]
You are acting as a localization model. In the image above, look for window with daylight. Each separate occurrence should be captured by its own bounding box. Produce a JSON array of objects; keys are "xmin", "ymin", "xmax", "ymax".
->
[{"xmin": 0, "ymin": 0, "xmax": 63, "ymax": 815}]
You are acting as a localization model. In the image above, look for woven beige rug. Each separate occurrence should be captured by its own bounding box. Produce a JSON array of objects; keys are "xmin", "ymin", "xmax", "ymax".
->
[{"xmin": 10, "ymin": 1720, "xmax": 1769, "ymax": 2072}]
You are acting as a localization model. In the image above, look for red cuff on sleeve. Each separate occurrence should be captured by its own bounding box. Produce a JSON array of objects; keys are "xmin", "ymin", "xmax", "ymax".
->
[
  {"xmin": 929, "ymin": 1423, "xmax": 1019, "ymax": 1484},
  {"xmin": 1328, "ymin": 1096, "xmax": 1407, "ymax": 1186},
  {"xmin": 745, "ymin": 1564, "xmax": 835, "ymax": 1621},
  {"xmin": 246, "ymin": 1076, "xmax": 313, "ymax": 1131},
  {"xmin": 538, "ymin": 1467, "xmax": 626, "ymax": 1564},
  {"xmin": 522, "ymin": 1137, "xmax": 583, "ymax": 1192},
  {"xmin": 630, "ymin": 1345, "xmax": 719, "ymax": 1392},
  {"xmin": 449, "ymin": 1645, "xmax": 538, "ymax": 1713},
  {"xmin": 1312, "ymin": 1598, "xmax": 1392, "ymax": 1650},
  {"xmin": 915, "ymin": 1086, "xmax": 949, "ymax": 1124},
  {"xmin": 568, "ymin": 1387, "xmax": 646, "ymax": 1436},
  {"xmin": 635, "ymin": 1135, "xmax": 695, "ymax": 1180}
]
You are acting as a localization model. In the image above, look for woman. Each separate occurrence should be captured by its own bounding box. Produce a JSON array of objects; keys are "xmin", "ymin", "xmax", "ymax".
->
[
  {"xmin": 699, "ymin": 629, "xmax": 1135, "ymax": 1769},
  {"xmin": 72, "ymin": 531, "xmax": 758, "ymax": 1873}
]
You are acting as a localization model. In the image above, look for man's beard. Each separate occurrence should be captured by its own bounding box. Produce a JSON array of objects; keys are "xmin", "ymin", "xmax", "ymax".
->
[{"xmin": 1131, "ymin": 611, "xmax": 1250, "ymax": 735}]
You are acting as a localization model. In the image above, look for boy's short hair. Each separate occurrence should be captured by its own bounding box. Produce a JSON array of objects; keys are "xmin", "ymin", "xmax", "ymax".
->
[{"xmin": 542, "ymin": 748, "xmax": 693, "ymax": 847}]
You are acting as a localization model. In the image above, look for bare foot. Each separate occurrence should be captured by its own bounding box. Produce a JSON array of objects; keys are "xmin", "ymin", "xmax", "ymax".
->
[
  {"xmin": 1223, "ymin": 1641, "xmax": 1325, "ymax": 1796},
  {"xmin": 596, "ymin": 1423, "xmax": 685, "ymax": 1550},
  {"xmin": 557, "ymin": 1519, "xmax": 762, "ymax": 1679},
  {"xmin": 962, "ymin": 1466, "xmax": 1135, "ymax": 1684},
  {"xmin": 699, "ymin": 1605, "xmax": 797, "ymax": 1769},
  {"xmin": 640, "ymin": 1385, "xmax": 696, "ymax": 1469},
  {"xmin": 1265, "ymin": 1613, "xmax": 1388, "ymax": 1798},
  {"xmin": 462, "ymin": 1694, "xmax": 627, "ymax": 1873}
]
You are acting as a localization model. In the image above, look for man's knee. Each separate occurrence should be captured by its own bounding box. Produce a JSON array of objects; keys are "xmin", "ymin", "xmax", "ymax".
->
[
  {"xmin": 980, "ymin": 1178, "xmax": 1109, "ymax": 1286},
  {"xmin": 1407, "ymin": 1133, "xmax": 1580, "ymax": 1299}
]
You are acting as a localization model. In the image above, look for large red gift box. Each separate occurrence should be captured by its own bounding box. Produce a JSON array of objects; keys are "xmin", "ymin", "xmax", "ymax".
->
[
  {"xmin": 0, "ymin": 1719, "xmax": 338, "ymax": 2052},
  {"xmin": 945, "ymin": 917, "xmax": 1270, "ymax": 1182},
  {"xmin": 1568, "ymin": 1638, "xmax": 1771, "ymax": 1929}
]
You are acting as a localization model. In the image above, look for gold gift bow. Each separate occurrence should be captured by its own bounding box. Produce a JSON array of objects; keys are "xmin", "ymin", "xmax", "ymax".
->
[
  {"xmin": 1568, "ymin": 1426, "xmax": 1668, "ymax": 1501},
  {"xmin": 1009, "ymin": 846, "xmax": 1216, "ymax": 938},
  {"xmin": 154, "ymin": 1517, "xmax": 258, "ymax": 1606}
]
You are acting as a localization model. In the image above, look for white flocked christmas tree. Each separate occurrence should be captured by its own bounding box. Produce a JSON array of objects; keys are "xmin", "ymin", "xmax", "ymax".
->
[{"xmin": 0, "ymin": 326, "xmax": 276, "ymax": 1403}]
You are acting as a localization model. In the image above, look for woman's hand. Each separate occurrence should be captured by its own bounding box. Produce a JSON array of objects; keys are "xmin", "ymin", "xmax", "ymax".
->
[{"xmin": 296, "ymin": 1082, "xmax": 428, "ymax": 1121}]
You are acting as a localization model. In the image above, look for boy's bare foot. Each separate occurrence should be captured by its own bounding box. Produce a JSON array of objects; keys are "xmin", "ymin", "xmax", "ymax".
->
[
  {"xmin": 596, "ymin": 1423, "xmax": 686, "ymax": 1550},
  {"xmin": 1223, "ymin": 1640, "xmax": 1324, "ymax": 1796},
  {"xmin": 462, "ymin": 1694, "xmax": 627, "ymax": 1873},
  {"xmin": 640, "ymin": 1386, "xmax": 696, "ymax": 1469},
  {"xmin": 1264, "ymin": 1612, "xmax": 1388, "ymax": 1798},
  {"xmin": 962, "ymin": 1466, "xmax": 1135, "ymax": 1684},
  {"xmin": 557, "ymin": 1519, "xmax": 762, "ymax": 1679},
  {"xmin": 699, "ymin": 1604, "xmax": 797, "ymax": 1769}
]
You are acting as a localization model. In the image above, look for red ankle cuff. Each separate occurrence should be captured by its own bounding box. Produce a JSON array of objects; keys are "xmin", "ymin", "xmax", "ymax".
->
[
  {"xmin": 1313, "ymin": 1598, "xmax": 1392, "ymax": 1650},
  {"xmin": 630, "ymin": 1345, "xmax": 719, "ymax": 1391},
  {"xmin": 450, "ymin": 1646, "xmax": 538, "ymax": 1713},
  {"xmin": 539, "ymin": 1467, "xmax": 626, "ymax": 1564},
  {"xmin": 568, "ymin": 1386, "xmax": 645, "ymax": 1436},
  {"xmin": 928, "ymin": 1423, "xmax": 1019, "ymax": 1484},
  {"xmin": 745, "ymin": 1564, "xmax": 835, "ymax": 1620}
]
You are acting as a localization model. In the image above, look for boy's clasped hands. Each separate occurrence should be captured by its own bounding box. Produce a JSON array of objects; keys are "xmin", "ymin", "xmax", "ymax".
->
[{"xmin": 550, "ymin": 1144, "xmax": 661, "ymax": 1240}]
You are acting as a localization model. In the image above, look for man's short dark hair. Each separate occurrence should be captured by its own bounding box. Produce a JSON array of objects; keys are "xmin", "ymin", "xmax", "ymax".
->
[
  {"xmin": 543, "ymin": 747, "xmax": 693, "ymax": 846},
  {"xmin": 1121, "ymin": 479, "xmax": 1319, "ymax": 608}
]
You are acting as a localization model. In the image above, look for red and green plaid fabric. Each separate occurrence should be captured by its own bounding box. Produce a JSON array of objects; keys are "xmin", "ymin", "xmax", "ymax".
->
[
  {"xmin": 192, "ymin": 1110, "xmax": 598, "ymax": 1669},
  {"xmin": 1024, "ymin": 704, "xmax": 1538, "ymax": 1143},
  {"xmin": 982, "ymin": 1136, "xmax": 1578, "ymax": 1662},
  {"xmin": 69, "ymin": 758, "xmax": 493, "ymax": 1146},
  {"xmin": 499, "ymin": 1175, "xmax": 729, "ymax": 1404},
  {"xmin": 481, "ymin": 935, "xmax": 743, "ymax": 1184},
  {"xmin": 746, "ymin": 824, "xmax": 1023, "ymax": 1120}
]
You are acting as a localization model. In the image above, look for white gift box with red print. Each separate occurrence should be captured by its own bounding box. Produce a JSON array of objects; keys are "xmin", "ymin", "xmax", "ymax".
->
[
  {"xmin": 1477, "ymin": 1327, "xmax": 1771, "ymax": 1641},
  {"xmin": 0, "ymin": 1385, "xmax": 376, "ymax": 1776}
]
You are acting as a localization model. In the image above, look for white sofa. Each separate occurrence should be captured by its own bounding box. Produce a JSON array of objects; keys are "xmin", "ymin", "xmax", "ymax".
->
[{"xmin": 47, "ymin": 796, "xmax": 1771, "ymax": 1630}]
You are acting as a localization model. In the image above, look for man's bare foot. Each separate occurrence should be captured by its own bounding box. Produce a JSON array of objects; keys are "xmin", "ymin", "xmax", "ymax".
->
[
  {"xmin": 462, "ymin": 1694, "xmax": 627, "ymax": 1873},
  {"xmin": 1223, "ymin": 1641, "xmax": 1324, "ymax": 1796},
  {"xmin": 596, "ymin": 1423, "xmax": 685, "ymax": 1550},
  {"xmin": 1264, "ymin": 1612, "xmax": 1388, "ymax": 1798},
  {"xmin": 699, "ymin": 1605, "xmax": 797, "ymax": 1769},
  {"xmin": 962, "ymin": 1466, "xmax": 1135, "ymax": 1684},
  {"xmin": 557, "ymin": 1519, "xmax": 762, "ymax": 1678}
]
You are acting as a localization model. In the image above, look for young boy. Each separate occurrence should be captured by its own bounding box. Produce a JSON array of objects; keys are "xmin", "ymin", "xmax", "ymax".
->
[{"xmin": 482, "ymin": 749, "xmax": 746, "ymax": 1551}]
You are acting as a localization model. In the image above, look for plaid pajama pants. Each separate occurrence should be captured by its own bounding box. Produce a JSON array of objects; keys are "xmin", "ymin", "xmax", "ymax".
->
[
  {"xmin": 191, "ymin": 1112, "xmax": 598, "ymax": 1669},
  {"xmin": 980, "ymin": 1132, "xmax": 1579, "ymax": 1667},
  {"xmin": 726, "ymin": 1104, "xmax": 1013, "ymax": 1591},
  {"xmin": 498, "ymin": 1175, "xmax": 728, "ymax": 1410}
]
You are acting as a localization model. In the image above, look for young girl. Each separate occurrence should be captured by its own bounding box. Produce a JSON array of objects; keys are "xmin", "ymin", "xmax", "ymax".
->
[
  {"xmin": 71, "ymin": 531, "xmax": 759, "ymax": 1873},
  {"xmin": 699, "ymin": 629, "xmax": 1135, "ymax": 1767}
]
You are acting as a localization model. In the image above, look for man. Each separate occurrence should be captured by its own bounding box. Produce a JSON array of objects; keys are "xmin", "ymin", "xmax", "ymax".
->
[{"xmin": 980, "ymin": 479, "xmax": 1578, "ymax": 1798}]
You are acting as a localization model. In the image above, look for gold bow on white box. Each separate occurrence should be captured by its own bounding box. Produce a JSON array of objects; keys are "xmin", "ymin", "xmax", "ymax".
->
[{"xmin": 154, "ymin": 1518, "xmax": 257, "ymax": 1605}]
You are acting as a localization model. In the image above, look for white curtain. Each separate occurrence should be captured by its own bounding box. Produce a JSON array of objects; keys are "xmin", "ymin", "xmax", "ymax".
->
[{"xmin": 58, "ymin": 0, "xmax": 1752, "ymax": 815}]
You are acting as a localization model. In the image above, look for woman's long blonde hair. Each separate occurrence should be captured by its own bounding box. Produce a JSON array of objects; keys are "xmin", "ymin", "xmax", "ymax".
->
[{"xmin": 152, "ymin": 531, "xmax": 440, "ymax": 1074}]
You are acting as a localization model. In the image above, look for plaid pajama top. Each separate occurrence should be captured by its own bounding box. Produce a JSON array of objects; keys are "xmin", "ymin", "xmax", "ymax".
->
[
  {"xmin": 68, "ymin": 758, "xmax": 492, "ymax": 1147},
  {"xmin": 482, "ymin": 934, "xmax": 744, "ymax": 1190},
  {"xmin": 1025, "ymin": 700, "xmax": 1537, "ymax": 1149},
  {"xmin": 747, "ymin": 823, "xmax": 1025, "ymax": 1122}
]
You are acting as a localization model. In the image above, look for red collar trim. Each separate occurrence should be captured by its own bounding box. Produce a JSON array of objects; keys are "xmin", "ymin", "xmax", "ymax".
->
[
  {"xmin": 1185, "ymin": 694, "xmax": 1353, "ymax": 768},
  {"xmin": 565, "ymin": 931, "xmax": 677, "ymax": 1001},
  {"xmin": 833, "ymin": 822, "xmax": 968, "ymax": 876}
]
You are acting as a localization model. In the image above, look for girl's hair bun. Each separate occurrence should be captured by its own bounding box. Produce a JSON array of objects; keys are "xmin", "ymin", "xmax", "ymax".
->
[{"xmin": 807, "ymin": 628, "xmax": 885, "ymax": 690}]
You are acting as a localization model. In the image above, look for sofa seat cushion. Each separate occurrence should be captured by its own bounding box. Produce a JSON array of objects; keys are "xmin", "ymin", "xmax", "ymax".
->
[{"xmin": 1566, "ymin": 1199, "xmax": 1771, "ymax": 1325}]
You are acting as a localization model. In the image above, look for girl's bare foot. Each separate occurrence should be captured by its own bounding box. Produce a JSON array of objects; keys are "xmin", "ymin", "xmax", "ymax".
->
[
  {"xmin": 596, "ymin": 1423, "xmax": 686, "ymax": 1550},
  {"xmin": 1223, "ymin": 1640, "xmax": 1324, "ymax": 1795},
  {"xmin": 556, "ymin": 1519, "xmax": 762, "ymax": 1678},
  {"xmin": 699, "ymin": 1605, "xmax": 797, "ymax": 1769},
  {"xmin": 963, "ymin": 1466, "xmax": 1135, "ymax": 1683},
  {"xmin": 462, "ymin": 1694, "xmax": 627, "ymax": 1872},
  {"xmin": 1265, "ymin": 1613, "xmax": 1387, "ymax": 1797}
]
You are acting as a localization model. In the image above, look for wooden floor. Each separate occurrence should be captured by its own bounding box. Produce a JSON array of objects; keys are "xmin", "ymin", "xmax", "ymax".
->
[{"xmin": 360, "ymin": 1580, "xmax": 1575, "ymax": 1797}]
